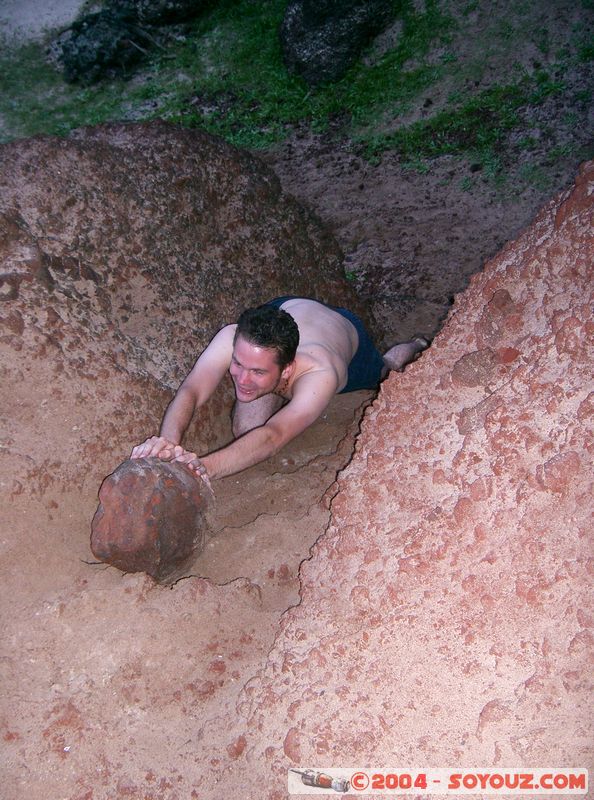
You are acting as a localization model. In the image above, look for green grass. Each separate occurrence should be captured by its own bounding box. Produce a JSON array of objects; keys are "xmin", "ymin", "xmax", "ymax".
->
[
  {"xmin": 0, "ymin": 0, "xmax": 453, "ymax": 146},
  {"xmin": 0, "ymin": 40, "xmax": 148, "ymax": 138},
  {"xmin": 362, "ymin": 83, "xmax": 527, "ymax": 162},
  {"xmin": 516, "ymin": 162, "xmax": 551, "ymax": 192},
  {"xmin": 165, "ymin": 0, "xmax": 454, "ymax": 146},
  {"xmin": 0, "ymin": 0, "xmax": 591, "ymax": 182}
]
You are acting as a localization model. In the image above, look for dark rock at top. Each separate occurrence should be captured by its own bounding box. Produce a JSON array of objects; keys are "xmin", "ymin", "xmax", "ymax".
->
[
  {"xmin": 58, "ymin": 0, "xmax": 209, "ymax": 83},
  {"xmin": 60, "ymin": 10, "xmax": 145, "ymax": 84},
  {"xmin": 280, "ymin": 0, "xmax": 395, "ymax": 86}
]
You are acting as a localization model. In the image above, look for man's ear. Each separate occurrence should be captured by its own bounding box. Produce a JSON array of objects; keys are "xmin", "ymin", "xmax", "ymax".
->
[{"xmin": 281, "ymin": 360, "xmax": 296, "ymax": 379}]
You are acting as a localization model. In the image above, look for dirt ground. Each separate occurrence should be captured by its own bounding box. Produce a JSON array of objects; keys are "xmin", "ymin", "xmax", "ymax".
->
[
  {"xmin": 259, "ymin": 128, "xmax": 591, "ymax": 351},
  {"xmin": 185, "ymin": 390, "xmax": 373, "ymax": 611},
  {"xmin": 0, "ymin": 0, "xmax": 85, "ymax": 41},
  {"xmin": 2, "ymin": 388, "xmax": 374, "ymax": 798}
]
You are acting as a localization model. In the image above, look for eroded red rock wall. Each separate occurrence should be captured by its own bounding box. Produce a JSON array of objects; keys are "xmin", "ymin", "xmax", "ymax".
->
[
  {"xmin": 0, "ymin": 122, "xmax": 363, "ymax": 799},
  {"xmin": 0, "ymin": 122, "xmax": 361, "ymax": 496},
  {"xmin": 233, "ymin": 163, "xmax": 593, "ymax": 794},
  {"xmin": 1, "ymin": 129, "xmax": 591, "ymax": 799}
]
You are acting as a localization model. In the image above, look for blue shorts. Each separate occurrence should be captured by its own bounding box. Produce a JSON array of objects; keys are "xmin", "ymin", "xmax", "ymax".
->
[{"xmin": 266, "ymin": 296, "xmax": 384, "ymax": 393}]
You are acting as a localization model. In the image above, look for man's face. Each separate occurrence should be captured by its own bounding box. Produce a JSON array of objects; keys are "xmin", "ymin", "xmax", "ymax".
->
[{"xmin": 229, "ymin": 335, "xmax": 287, "ymax": 402}]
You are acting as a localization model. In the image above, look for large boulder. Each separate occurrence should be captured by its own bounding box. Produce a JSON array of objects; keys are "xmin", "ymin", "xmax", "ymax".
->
[
  {"xmin": 280, "ymin": 0, "xmax": 395, "ymax": 86},
  {"xmin": 230, "ymin": 163, "xmax": 594, "ymax": 789},
  {"xmin": 91, "ymin": 458, "xmax": 212, "ymax": 580},
  {"xmin": 0, "ymin": 123, "xmax": 362, "ymax": 800},
  {"xmin": 0, "ymin": 121, "xmax": 360, "ymax": 501}
]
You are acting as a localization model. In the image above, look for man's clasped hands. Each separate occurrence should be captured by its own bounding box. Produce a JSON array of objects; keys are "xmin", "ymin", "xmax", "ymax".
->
[{"xmin": 130, "ymin": 436, "xmax": 212, "ymax": 492}]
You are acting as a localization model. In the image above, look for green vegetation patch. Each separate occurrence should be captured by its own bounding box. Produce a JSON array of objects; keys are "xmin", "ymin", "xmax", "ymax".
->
[
  {"xmin": 0, "ymin": 0, "xmax": 591, "ymax": 181},
  {"xmin": 361, "ymin": 81, "xmax": 544, "ymax": 167},
  {"xmin": 167, "ymin": 0, "xmax": 454, "ymax": 146},
  {"xmin": 0, "ymin": 0, "xmax": 453, "ymax": 147},
  {"xmin": 0, "ymin": 40, "xmax": 143, "ymax": 139}
]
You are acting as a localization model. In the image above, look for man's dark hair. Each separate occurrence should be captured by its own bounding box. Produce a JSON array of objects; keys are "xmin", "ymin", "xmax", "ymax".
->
[{"xmin": 234, "ymin": 304, "xmax": 299, "ymax": 368}]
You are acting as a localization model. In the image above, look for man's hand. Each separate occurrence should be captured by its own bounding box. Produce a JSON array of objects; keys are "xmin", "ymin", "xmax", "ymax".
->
[
  {"xmin": 171, "ymin": 448, "xmax": 213, "ymax": 494},
  {"xmin": 130, "ymin": 436, "xmax": 178, "ymax": 460},
  {"xmin": 131, "ymin": 437, "xmax": 213, "ymax": 494}
]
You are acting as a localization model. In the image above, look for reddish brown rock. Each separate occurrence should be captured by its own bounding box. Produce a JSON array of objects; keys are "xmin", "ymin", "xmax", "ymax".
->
[
  {"xmin": 0, "ymin": 121, "xmax": 363, "ymax": 799},
  {"xmin": 3, "ymin": 127, "xmax": 592, "ymax": 798},
  {"xmin": 0, "ymin": 121, "xmax": 361, "ymax": 496},
  {"xmin": 232, "ymin": 162, "xmax": 594, "ymax": 791},
  {"xmin": 91, "ymin": 458, "xmax": 211, "ymax": 579}
]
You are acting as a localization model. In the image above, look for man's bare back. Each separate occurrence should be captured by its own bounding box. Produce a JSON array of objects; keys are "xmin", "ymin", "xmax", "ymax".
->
[
  {"xmin": 261, "ymin": 298, "xmax": 359, "ymax": 397},
  {"xmin": 130, "ymin": 298, "xmax": 427, "ymax": 483}
]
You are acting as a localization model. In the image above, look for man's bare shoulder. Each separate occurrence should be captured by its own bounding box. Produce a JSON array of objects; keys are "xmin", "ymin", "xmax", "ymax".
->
[
  {"xmin": 284, "ymin": 299, "xmax": 357, "ymax": 365},
  {"xmin": 210, "ymin": 323, "xmax": 236, "ymax": 346},
  {"xmin": 290, "ymin": 364, "xmax": 341, "ymax": 400},
  {"xmin": 290, "ymin": 336, "xmax": 353, "ymax": 395},
  {"xmin": 185, "ymin": 324, "xmax": 235, "ymax": 380}
]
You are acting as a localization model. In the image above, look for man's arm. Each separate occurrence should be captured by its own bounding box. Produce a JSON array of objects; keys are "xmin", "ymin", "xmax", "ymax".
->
[
  {"xmin": 184, "ymin": 370, "xmax": 339, "ymax": 479},
  {"xmin": 131, "ymin": 325, "xmax": 235, "ymax": 459}
]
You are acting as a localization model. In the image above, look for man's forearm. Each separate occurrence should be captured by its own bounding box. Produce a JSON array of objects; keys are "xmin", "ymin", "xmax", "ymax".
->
[
  {"xmin": 201, "ymin": 424, "xmax": 282, "ymax": 480},
  {"xmin": 159, "ymin": 386, "xmax": 197, "ymax": 445}
]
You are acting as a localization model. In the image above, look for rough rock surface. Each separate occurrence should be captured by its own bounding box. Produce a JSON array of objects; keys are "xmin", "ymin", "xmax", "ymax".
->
[
  {"xmin": 0, "ymin": 121, "xmax": 366, "ymax": 798},
  {"xmin": 58, "ymin": 1, "xmax": 207, "ymax": 83},
  {"xmin": 59, "ymin": 10, "xmax": 147, "ymax": 84},
  {"xmin": 280, "ymin": 0, "xmax": 395, "ymax": 86},
  {"xmin": 0, "ymin": 121, "xmax": 361, "ymax": 496},
  {"xmin": 91, "ymin": 458, "xmax": 212, "ymax": 579},
  {"xmin": 117, "ymin": 0, "xmax": 206, "ymax": 25},
  {"xmin": 229, "ymin": 162, "xmax": 593, "ymax": 793},
  {"xmin": 1, "ymin": 129, "xmax": 591, "ymax": 796}
]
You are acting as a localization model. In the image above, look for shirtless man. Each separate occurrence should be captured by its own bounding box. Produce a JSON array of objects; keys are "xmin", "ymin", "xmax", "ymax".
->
[{"xmin": 131, "ymin": 297, "xmax": 427, "ymax": 484}]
